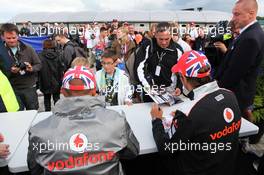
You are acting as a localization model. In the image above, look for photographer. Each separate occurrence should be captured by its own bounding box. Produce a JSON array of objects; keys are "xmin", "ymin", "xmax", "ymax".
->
[
  {"xmin": 214, "ymin": 21, "xmax": 240, "ymax": 55},
  {"xmin": 1, "ymin": 23, "xmax": 41, "ymax": 110},
  {"xmin": 204, "ymin": 21, "xmax": 234, "ymax": 77}
]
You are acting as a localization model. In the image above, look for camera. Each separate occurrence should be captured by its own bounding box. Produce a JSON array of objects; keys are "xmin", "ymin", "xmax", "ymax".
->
[
  {"xmin": 205, "ymin": 20, "xmax": 232, "ymax": 76},
  {"xmin": 90, "ymin": 34, "xmax": 96, "ymax": 40},
  {"xmin": 14, "ymin": 61, "xmax": 27, "ymax": 71}
]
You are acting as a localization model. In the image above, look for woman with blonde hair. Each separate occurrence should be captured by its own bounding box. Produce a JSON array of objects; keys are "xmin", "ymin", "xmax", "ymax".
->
[
  {"xmin": 71, "ymin": 57, "xmax": 90, "ymax": 67},
  {"xmin": 110, "ymin": 26, "xmax": 136, "ymax": 71}
]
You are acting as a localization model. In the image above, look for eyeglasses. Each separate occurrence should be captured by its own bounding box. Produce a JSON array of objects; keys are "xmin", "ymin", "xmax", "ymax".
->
[{"xmin": 101, "ymin": 62, "xmax": 114, "ymax": 66}]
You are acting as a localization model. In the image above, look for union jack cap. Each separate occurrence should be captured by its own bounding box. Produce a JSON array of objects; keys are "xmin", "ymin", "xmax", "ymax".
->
[
  {"xmin": 62, "ymin": 66, "xmax": 96, "ymax": 90},
  {"xmin": 171, "ymin": 50, "xmax": 211, "ymax": 78}
]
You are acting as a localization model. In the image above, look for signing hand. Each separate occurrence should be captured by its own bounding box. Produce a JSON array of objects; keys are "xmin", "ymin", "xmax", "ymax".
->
[
  {"xmin": 174, "ymin": 88, "xmax": 182, "ymax": 96},
  {"xmin": 0, "ymin": 133, "xmax": 4, "ymax": 142},
  {"xmin": 0, "ymin": 144, "xmax": 10, "ymax": 158},
  {"xmin": 170, "ymin": 111, "xmax": 176, "ymax": 117},
  {"xmin": 125, "ymin": 101, "xmax": 133, "ymax": 106},
  {"xmin": 11, "ymin": 66, "xmax": 20, "ymax": 74},
  {"xmin": 150, "ymin": 103, "xmax": 163, "ymax": 119}
]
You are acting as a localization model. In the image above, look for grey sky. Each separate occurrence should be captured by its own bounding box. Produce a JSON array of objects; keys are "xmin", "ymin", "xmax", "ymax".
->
[{"xmin": 0, "ymin": 0, "xmax": 263, "ymax": 23}]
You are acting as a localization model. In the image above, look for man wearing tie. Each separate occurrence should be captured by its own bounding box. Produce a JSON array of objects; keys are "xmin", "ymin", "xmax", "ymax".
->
[{"xmin": 215, "ymin": 0, "xmax": 264, "ymax": 122}]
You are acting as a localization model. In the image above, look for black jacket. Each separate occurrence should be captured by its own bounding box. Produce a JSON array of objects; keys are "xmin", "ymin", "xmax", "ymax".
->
[
  {"xmin": 0, "ymin": 95, "xmax": 22, "ymax": 113},
  {"xmin": 194, "ymin": 36, "xmax": 206, "ymax": 52},
  {"xmin": 0, "ymin": 97, "xmax": 7, "ymax": 112},
  {"xmin": 135, "ymin": 38, "xmax": 183, "ymax": 88},
  {"xmin": 20, "ymin": 27, "xmax": 30, "ymax": 37},
  {"xmin": 38, "ymin": 49, "xmax": 63, "ymax": 94},
  {"xmin": 62, "ymin": 41, "xmax": 76, "ymax": 70},
  {"xmin": 215, "ymin": 22, "xmax": 264, "ymax": 110},
  {"xmin": 0, "ymin": 38, "xmax": 12, "ymax": 76},
  {"xmin": 152, "ymin": 81, "xmax": 241, "ymax": 175}
]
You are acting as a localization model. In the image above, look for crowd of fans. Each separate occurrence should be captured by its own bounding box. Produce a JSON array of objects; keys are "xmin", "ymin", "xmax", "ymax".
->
[{"xmin": 14, "ymin": 19, "xmax": 229, "ymax": 109}]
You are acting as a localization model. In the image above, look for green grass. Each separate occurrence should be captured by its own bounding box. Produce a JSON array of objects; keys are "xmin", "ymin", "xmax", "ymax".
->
[{"xmin": 253, "ymin": 58, "xmax": 264, "ymax": 122}]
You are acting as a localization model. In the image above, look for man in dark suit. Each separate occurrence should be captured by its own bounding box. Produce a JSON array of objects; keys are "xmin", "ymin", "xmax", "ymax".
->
[{"xmin": 215, "ymin": 0, "xmax": 264, "ymax": 122}]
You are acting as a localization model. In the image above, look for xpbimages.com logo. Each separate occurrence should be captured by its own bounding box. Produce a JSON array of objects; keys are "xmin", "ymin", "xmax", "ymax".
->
[
  {"xmin": 32, "ymin": 132, "xmax": 100, "ymax": 153},
  {"xmin": 29, "ymin": 25, "xmax": 232, "ymax": 38},
  {"xmin": 164, "ymin": 140, "xmax": 232, "ymax": 154}
]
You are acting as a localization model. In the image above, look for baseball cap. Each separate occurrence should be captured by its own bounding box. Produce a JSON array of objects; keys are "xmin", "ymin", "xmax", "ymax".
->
[
  {"xmin": 171, "ymin": 50, "xmax": 211, "ymax": 78},
  {"xmin": 62, "ymin": 66, "xmax": 96, "ymax": 90},
  {"xmin": 112, "ymin": 19, "xmax": 118, "ymax": 22}
]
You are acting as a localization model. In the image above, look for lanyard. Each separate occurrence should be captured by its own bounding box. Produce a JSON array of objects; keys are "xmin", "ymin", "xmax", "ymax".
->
[
  {"xmin": 5, "ymin": 43, "xmax": 20, "ymax": 63},
  {"xmin": 121, "ymin": 44, "xmax": 127, "ymax": 56},
  {"xmin": 105, "ymin": 69, "xmax": 116, "ymax": 81},
  {"xmin": 156, "ymin": 51, "xmax": 166, "ymax": 64},
  {"xmin": 104, "ymin": 69, "xmax": 117, "ymax": 103}
]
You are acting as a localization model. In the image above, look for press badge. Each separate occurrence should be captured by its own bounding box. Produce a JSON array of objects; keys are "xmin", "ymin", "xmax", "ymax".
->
[{"xmin": 155, "ymin": 65, "xmax": 161, "ymax": 76}]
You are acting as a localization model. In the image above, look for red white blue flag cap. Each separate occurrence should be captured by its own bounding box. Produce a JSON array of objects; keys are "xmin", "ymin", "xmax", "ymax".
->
[
  {"xmin": 62, "ymin": 66, "xmax": 96, "ymax": 90},
  {"xmin": 171, "ymin": 50, "xmax": 211, "ymax": 78}
]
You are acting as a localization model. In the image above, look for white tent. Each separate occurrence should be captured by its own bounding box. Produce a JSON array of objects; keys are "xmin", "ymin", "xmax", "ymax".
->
[{"xmin": 9, "ymin": 10, "xmax": 231, "ymax": 24}]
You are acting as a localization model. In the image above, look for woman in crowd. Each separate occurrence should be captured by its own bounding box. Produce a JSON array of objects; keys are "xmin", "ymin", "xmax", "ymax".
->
[
  {"xmin": 71, "ymin": 57, "xmax": 90, "ymax": 67},
  {"xmin": 110, "ymin": 27, "xmax": 135, "ymax": 71}
]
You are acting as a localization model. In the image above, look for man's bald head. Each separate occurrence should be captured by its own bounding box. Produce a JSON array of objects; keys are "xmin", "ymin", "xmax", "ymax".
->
[
  {"xmin": 232, "ymin": 0, "xmax": 258, "ymax": 29},
  {"xmin": 236, "ymin": 0, "xmax": 258, "ymax": 16}
]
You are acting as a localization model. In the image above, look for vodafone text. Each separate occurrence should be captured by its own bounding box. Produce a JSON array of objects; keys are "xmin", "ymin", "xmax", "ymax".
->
[
  {"xmin": 210, "ymin": 120, "xmax": 241, "ymax": 140},
  {"xmin": 47, "ymin": 151, "xmax": 115, "ymax": 171}
]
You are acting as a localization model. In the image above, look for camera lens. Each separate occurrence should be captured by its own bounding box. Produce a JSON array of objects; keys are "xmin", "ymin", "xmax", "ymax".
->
[{"xmin": 20, "ymin": 62, "xmax": 27, "ymax": 70}]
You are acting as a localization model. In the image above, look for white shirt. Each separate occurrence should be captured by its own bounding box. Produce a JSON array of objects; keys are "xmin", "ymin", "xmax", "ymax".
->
[
  {"xmin": 85, "ymin": 29, "xmax": 96, "ymax": 49},
  {"xmin": 94, "ymin": 36, "xmax": 109, "ymax": 49},
  {"xmin": 0, "ymin": 159, "xmax": 7, "ymax": 167},
  {"xmin": 189, "ymin": 27, "xmax": 198, "ymax": 40},
  {"xmin": 240, "ymin": 20, "xmax": 257, "ymax": 34}
]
